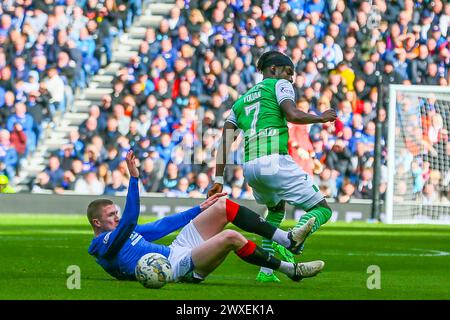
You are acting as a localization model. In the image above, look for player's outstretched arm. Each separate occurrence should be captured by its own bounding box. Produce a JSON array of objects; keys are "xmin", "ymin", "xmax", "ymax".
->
[
  {"xmin": 208, "ymin": 121, "xmax": 238, "ymax": 198},
  {"xmin": 280, "ymin": 99, "xmax": 337, "ymax": 124},
  {"xmin": 100, "ymin": 150, "xmax": 140, "ymax": 258}
]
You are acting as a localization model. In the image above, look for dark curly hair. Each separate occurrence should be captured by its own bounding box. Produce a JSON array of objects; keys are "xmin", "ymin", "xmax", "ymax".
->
[{"xmin": 256, "ymin": 50, "xmax": 294, "ymax": 72}]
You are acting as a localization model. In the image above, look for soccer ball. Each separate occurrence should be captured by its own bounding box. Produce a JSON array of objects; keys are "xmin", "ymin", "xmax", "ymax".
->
[{"xmin": 135, "ymin": 253, "xmax": 173, "ymax": 289}]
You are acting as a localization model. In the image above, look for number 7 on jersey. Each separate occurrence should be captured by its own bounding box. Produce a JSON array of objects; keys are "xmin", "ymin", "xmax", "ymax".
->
[{"xmin": 245, "ymin": 101, "xmax": 260, "ymax": 135}]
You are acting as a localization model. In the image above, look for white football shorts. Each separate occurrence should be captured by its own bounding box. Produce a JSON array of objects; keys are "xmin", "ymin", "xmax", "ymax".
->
[
  {"xmin": 168, "ymin": 220, "xmax": 205, "ymax": 282},
  {"xmin": 243, "ymin": 154, "xmax": 324, "ymax": 210}
]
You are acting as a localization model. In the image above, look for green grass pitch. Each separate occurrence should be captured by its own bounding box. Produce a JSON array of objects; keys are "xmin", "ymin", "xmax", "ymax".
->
[{"xmin": 1, "ymin": 214, "xmax": 449, "ymax": 300}]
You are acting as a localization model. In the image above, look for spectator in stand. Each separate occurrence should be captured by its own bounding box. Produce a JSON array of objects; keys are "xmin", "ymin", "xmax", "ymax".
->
[
  {"xmin": 68, "ymin": 129, "xmax": 85, "ymax": 159},
  {"xmin": 156, "ymin": 133, "xmax": 176, "ymax": 166},
  {"xmin": 44, "ymin": 155, "xmax": 65, "ymax": 189},
  {"xmin": 158, "ymin": 162, "xmax": 180, "ymax": 193},
  {"xmin": 32, "ymin": 171, "xmax": 54, "ymax": 193},
  {"xmin": 113, "ymin": 103, "xmax": 131, "ymax": 137},
  {"xmin": 422, "ymin": 183, "xmax": 440, "ymax": 205},
  {"xmin": 336, "ymin": 180, "xmax": 357, "ymax": 203},
  {"xmin": 0, "ymin": 129, "xmax": 18, "ymax": 183},
  {"xmin": 326, "ymin": 139, "xmax": 353, "ymax": 185},
  {"xmin": 104, "ymin": 145, "xmax": 122, "ymax": 172},
  {"xmin": 126, "ymin": 120, "xmax": 141, "ymax": 148},
  {"xmin": 9, "ymin": 123, "xmax": 27, "ymax": 176},
  {"xmin": 140, "ymin": 157, "xmax": 162, "ymax": 193},
  {"xmin": 104, "ymin": 169, "xmax": 127, "ymax": 195},
  {"xmin": 6, "ymin": 102, "xmax": 35, "ymax": 155},
  {"xmin": 59, "ymin": 144, "xmax": 77, "ymax": 172},
  {"xmin": 168, "ymin": 177, "xmax": 191, "ymax": 198},
  {"xmin": 54, "ymin": 170, "xmax": 77, "ymax": 194},
  {"xmin": 74, "ymin": 169, "xmax": 105, "ymax": 195},
  {"xmin": 44, "ymin": 66, "xmax": 66, "ymax": 115},
  {"xmin": 355, "ymin": 167, "xmax": 374, "ymax": 199},
  {"xmin": 313, "ymin": 167, "xmax": 338, "ymax": 199},
  {"xmin": 101, "ymin": 117, "xmax": 121, "ymax": 147},
  {"xmin": 228, "ymin": 166, "xmax": 246, "ymax": 190},
  {"xmin": 189, "ymin": 172, "xmax": 211, "ymax": 198},
  {"xmin": 26, "ymin": 90, "xmax": 49, "ymax": 149}
]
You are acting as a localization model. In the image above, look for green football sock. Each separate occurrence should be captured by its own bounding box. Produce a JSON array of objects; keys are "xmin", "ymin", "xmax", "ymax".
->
[
  {"xmin": 295, "ymin": 205, "xmax": 332, "ymax": 236},
  {"xmin": 260, "ymin": 210, "xmax": 284, "ymax": 275}
]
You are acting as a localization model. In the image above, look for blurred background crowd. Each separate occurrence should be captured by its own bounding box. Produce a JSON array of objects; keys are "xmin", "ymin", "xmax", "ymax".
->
[{"xmin": 0, "ymin": 0, "xmax": 449, "ymax": 203}]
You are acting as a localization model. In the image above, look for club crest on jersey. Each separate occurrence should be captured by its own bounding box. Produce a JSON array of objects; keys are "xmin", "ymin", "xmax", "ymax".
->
[{"xmin": 103, "ymin": 232, "xmax": 112, "ymax": 244}]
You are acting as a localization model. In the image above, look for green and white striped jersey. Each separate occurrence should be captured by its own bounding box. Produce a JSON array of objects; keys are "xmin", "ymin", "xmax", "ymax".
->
[{"xmin": 227, "ymin": 78, "xmax": 296, "ymax": 162}]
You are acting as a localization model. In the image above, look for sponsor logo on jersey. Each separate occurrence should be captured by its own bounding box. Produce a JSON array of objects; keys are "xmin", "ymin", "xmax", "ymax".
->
[
  {"xmin": 130, "ymin": 232, "xmax": 143, "ymax": 246},
  {"xmin": 103, "ymin": 232, "xmax": 112, "ymax": 244},
  {"xmin": 280, "ymin": 85, "xmax": 294, "ymax": 96}
]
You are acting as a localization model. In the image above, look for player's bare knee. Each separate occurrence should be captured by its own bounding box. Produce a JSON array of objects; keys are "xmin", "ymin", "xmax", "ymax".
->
[
  {"xmin": 217, "ymin": 197, "xmax": 227, "ymax": 214},
  {"xmin": 212, "ymin": 197, "xmax": 228, "ymax": 223},
  {"xmin": 220, "ymin": 229, "xmax": 246, "ymax": 248}
]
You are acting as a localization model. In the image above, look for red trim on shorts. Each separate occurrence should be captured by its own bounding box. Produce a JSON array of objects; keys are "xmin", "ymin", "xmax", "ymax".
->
[
  {"xmin": 236, "ymin": 240, "xmax": 256, "ymax": 257},
  {"xmin": 225, "ymin": 199, "xmax": 240, "ymax": 222}
]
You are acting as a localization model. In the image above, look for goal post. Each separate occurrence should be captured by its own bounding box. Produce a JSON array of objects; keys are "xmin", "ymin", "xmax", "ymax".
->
[{"xmin": 386, "ymin": 85, "xmax": 450, "ymax": 224}]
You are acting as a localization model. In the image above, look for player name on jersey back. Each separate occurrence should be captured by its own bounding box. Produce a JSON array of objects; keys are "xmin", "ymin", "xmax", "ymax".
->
[{"xmin": 243, "ymin": 91, "xmax": 261, "ymax": 103}]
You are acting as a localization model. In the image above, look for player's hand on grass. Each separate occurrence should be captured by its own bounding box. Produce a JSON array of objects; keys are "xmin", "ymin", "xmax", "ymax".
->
[
  {"xmin": 207, "ymin": 183, "xmax": 223, "ymax": 199},
  {"xmin": 321, "ymin": 109, "xmax": 337, "ymax": 123},
  {"xmin": 200, "ymin": 191, "xmax": 228, "ymax": 211},
  {"xmin": 126, "ymin": 150, "xmax": 139, "ymax": 178}
]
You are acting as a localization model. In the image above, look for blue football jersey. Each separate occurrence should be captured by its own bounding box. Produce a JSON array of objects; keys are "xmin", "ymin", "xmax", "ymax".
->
[{"xmin": 88, "ymin": 177, "xmax": 202, "ymax": 280}]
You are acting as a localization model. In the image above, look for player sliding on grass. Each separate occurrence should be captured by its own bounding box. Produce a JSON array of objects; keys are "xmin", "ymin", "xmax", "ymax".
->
[
  {"xmin": 87, "ymin": 150, "xmax": 324, "ymax": 284},
  {"xmin": 208, "ymin": 50, "xmax": 337, "ymax": 282}
]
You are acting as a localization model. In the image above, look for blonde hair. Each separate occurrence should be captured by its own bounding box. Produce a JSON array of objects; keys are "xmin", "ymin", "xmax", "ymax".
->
[
  {"xmin": 190, "ymin": 9, "xmax": 205, "ymax": 24},
  {"xmin": 181, "ymin": 44, "xmax": 194, "ymax": 58},
  {"xmin": 318, "ymin": 96, "xmax": 331, "ymax": 112},
  {"xmin": 285, "ymin": 22, "xmax": 299, "ymax": 37},
  {"xmin": 318, "ymin": 96, "xmax": 331, "ymax": 107},
  {"xmin": 201, "ymin": 21, "xmax": 212, "ymax": 32}
]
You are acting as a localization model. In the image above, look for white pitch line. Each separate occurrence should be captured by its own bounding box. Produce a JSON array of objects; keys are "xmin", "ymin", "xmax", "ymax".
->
[{"xmin": 345, "ymin": 248, "xmax": 450, "ymax": 257}]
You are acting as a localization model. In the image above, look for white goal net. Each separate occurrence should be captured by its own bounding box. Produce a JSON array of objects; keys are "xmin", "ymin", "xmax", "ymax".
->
[{"xmin": 386, "ymin": 85, "xmax": 450, "ymax": 224}]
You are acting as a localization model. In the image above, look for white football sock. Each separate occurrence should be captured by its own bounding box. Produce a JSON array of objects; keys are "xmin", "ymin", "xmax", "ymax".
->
[{"xmin": 272, "ymin": 229, "xmax": 290, "ymax": 247}]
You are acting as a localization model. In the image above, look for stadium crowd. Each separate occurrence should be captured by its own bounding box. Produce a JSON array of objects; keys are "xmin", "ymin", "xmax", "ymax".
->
[
  {"xmin": 0, "ymin": 0, "xmax": 142, "ymax": 185},
  {"xmin": 0, "ymin": 0, "xmax": 449, "ymax": 203}
]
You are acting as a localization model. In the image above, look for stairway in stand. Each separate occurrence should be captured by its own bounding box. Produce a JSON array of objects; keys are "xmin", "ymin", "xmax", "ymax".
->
[{"xmin": 15, "ymin": 0, "xmax": 176, "ymax": 192}]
